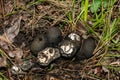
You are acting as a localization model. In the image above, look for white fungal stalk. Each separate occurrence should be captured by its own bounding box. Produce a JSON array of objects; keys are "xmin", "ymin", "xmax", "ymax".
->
[
  {"xmin": 37, "ymin": 47, "xmax": 60, "ymax": 66},
  {"xmin": 68, "ymin": 33, "xmax": 80, "ymax": 41},
  {"xmin": 60, "ymin": 43, "xmax": 74, "ymax": 55}
]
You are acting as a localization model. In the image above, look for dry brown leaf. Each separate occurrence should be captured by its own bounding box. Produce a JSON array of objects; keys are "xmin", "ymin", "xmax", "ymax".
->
[
  {"xmin": 0, "ymin": 16, "xmax": 23, "ymax": 63},
  {"xmin": 8, "ymin": 48, "xmax": 23, "ymax": 59},
  {"xmin": 4, "ymin": 1, "xmax": 14, "ymax": 14},
  {"xmin": 7, "ymin": 48, "xmax": 23, "ymax": 64},
  {"xmin": 6, "ymin": 16, "xmax": 22, "ymax": 43},
  {"xmin": 0, "ymin": 16, "xmax": 22, "ymax": 49},
  {"xmin": 0, "ymin": 57, "xmax": 7, "ymax": 67},
  {"xmin": 0, "ymin": 39, "xmax": 9, "ymax": 50}
]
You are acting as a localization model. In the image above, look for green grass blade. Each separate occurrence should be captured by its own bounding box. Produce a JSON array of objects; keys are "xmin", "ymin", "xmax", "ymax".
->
[
  {"xmin": 84, "ymin": 0, "xmax": 89, "ymax": 21},
  {"xmin": 0, "ymin": 72, "xmax": 8, "ymax": 80}
]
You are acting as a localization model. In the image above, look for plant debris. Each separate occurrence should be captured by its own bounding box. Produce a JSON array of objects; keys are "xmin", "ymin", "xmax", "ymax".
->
[{"xmin": 0, "ymin": 0, "xmax": 119, "ymax": 80}]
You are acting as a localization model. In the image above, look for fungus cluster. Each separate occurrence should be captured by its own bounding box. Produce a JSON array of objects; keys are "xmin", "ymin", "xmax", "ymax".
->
[{"xmin": 30, "ymin": 27, "xmax": 96, "ymax": 66}]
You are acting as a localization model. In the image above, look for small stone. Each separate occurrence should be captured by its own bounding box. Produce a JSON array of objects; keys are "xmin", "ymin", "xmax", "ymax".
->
[
  {"xmin": 37, "ymin": 47, "xmax": 60, "ymax": 66},
  {"xmin": 20, "ymin": 60, "xmax": 34, "ymax": 71},
  {"xmin": 46, "ymin": 27, "xmax": 62, "ymax": 46},
  {"xmin": 30, "ymin": 34, "xmax": 48, "ymax": 56},
  {"xmin": 59, "ymin": 40, "xmax": 78, "ymax": 58}
]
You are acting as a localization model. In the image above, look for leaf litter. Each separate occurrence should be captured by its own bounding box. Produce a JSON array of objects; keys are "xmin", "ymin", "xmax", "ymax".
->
[
  {"xmin": 0, "ymin": 0, "xmax": 119, "ymax": 80},
  {"xmin": 0, "ymin": 16, "xmax": 23, "ymax": 64}
]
